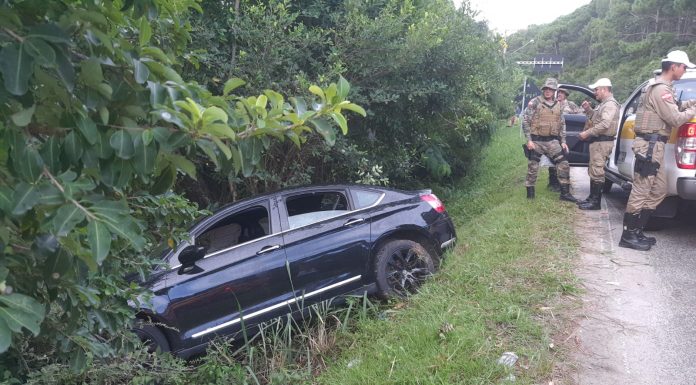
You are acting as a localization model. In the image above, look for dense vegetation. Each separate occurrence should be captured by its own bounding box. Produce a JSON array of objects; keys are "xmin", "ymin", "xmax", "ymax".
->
[
  {"xmin": 507, "ymin": 0, "xmax": 696, "ymax": 100},
  {"xmin": 0, "ymin": 0, "xmax": 513, "ymax": 382}
]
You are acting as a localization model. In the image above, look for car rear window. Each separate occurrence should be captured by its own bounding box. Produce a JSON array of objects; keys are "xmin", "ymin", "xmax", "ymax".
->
[
  {"xmin": 285, "ymin": 191, "xmax": 348, "ymax": 228},
  {"xmin": 675, "ymin": 79, "xmax": 696, "ymax": 101},
  {"xmin": 351, "ymin": 189, "xmax": 382, "ymax": 209}
]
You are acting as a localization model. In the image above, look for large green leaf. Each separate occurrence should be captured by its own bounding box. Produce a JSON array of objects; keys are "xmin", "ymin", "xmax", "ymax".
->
[
  {"xmin": 79, "ymin": 58, "xmax": 103, "ymax": 88},
  {"xmin": 0, "ymin": 293, "xmax": 45, "ymax": 336},
  {"xmin": 53, "ymin": 203, "xmax": 86, "ymax": 237},
  {"xmin": 101, "ymin": 158, "xmax": 133, "ymax": 188},
  {"xmin": 133, "ymin": 58, "xmax": 150, "ymax": 84},
  {"xmin": 0, "ymin": 317, "xmax": 11, "ymax": 353},
  {"xmin": 40, "ymin": 136, "xmax": 62, "ymax": 173},
  {"xmin": 310, "ymin": 118, "xmax": 336, "ymax": 146},
  {"xmin": 223, "ymin": 78, "xmax": 246, "ymax": 96},
  {"xmin": 53, "ymin": 46, "xmax": 75, "ymax": 92},
  {"xmin": 109, "ymin": 130, "xmax": 135, "ymax": 159},
  {"xmin": 12, "ymin": 182, "xmax": 40, "ymax": 216},
  {"xmin": 63, "ymin": 131, "xmax": 84, "ymax": 165},
  {"xmin": 0, "ymin": 43, "xmax": 34, "ymax": 96},
  {"xmin": 15, "ymin": 144, "xmax": 43, "ymax": 183},
  {"xmin": 94, "ymin": 131, "xmax": 114, "ymax": 159},
  {"xmin": 37, "ymin": 184, "xmax": 63, "ymax": 206},
  {"xmin": 0, "ymin": 187, "xmax": 13, "ymax": 213},
  {"xmin": 133, "ymin": 136, "xmax": 156, "ymax": 176},
  {"xmin": 10, "ymin": 105, "xmax": 35, "ymax": 127},
  {"xmin": 77, "ymin": 115, "xmax": 98, "ymax": 145},
  {"xmin": 150, "ymin": 164, "xmax": 176, "ymax": 195},
  {"xmin": 27, "ymin": 23, "xmax": 71, "ymax": 44},
  {"xmin": 337, "ymin": 76, "xmax": 350, "ymax": 100},
  {"xmin": 24, "ymin": 37, "xmax": 56, "ymax": 66},
  {"xmin": 88, "ymin": 220, "xmax": 111, "ymax": 265},
  {"xmin": 167, "ymin": 153, "xmax": 197, "ymax": 179}
]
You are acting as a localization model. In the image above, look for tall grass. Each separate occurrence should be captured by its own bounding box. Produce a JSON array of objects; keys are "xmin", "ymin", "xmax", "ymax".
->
[{"xmin": 315, "ymin": 124, "xmax": 579, "ymax": 384}]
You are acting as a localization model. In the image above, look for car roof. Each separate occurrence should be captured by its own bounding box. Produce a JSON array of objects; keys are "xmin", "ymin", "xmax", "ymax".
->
[{"xmin": 652, "ymin": 68, "xmax": 696, "ymax": 79}]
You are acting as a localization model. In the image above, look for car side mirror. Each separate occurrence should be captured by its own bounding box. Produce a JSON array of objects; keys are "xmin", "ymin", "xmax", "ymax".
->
[{"xmin": 178, "ymin": 245, "xmax": 206, "ymax": 274}]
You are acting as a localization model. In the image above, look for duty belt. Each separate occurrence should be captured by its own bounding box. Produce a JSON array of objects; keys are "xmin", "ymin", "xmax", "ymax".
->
[
  {"xmin": 531, "ymin": 134, "xmax": 560, "ymax": 142},
  {"xmin": 636, "ymin": 133, "xmax": 669, "ymax": 143},
  {"xmin": 593, "ymin": 135, "xmax": 615, "ymax": 142}
]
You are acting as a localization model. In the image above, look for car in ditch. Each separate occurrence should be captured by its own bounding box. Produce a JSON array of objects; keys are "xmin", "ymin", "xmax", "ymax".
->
[{"xmin": 133, "ymin": 184, "xmax": 457, "ymax": 357}]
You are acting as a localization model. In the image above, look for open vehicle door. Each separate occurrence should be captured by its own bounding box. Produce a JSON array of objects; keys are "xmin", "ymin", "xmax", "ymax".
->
[{"xmin": 558, "ymin": 84, "xmax": 597, "ymax": 167}]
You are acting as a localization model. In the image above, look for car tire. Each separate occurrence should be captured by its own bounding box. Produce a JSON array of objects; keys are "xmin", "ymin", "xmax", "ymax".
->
[
  {"xmin": 373, "ymin": 239, "xmax": 435, "ymax": 299},
  {"xmin": 134, "ymin": 322, "xmax": 170, "ymax": 353},
  {"xmin": 602, "ymin": 180, "xmax": 613, "ymax": 193}
]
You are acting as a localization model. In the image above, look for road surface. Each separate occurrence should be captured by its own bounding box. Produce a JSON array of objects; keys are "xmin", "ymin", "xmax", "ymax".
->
[{"xmin": 569, "ymin": 167, "xmax": 696, "ymax": 385}]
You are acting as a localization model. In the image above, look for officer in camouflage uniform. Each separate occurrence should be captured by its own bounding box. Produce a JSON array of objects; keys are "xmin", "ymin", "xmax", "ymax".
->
[
  {"xmin": 557, "ymin": 88, "xmax": 584, "ymax": 114},
  {"xmin": 523, "ymin": 78, "xmax": 577, "ymax": 202},
  {"xmin": 619, "ymin": 50, "xmax": 696, "ymax": 251},
  {"xmin": 546, "ymin": 88, "xmax": 585, "ymax": 192},
  {"xmin": 577, "ymin": 78, "xmax": 619, "ymax": 210}
]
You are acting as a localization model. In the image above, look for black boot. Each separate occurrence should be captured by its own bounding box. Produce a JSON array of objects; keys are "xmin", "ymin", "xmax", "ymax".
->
[
  {"xmin": 526, "ymin": 186, "xmax": 535, "ymax": 199},
  {"xmin": 637, "ymin": 209, "xmax": 657, "ymax": 245},
  {"xmin": 559, "ymin": 184, "xmax": 577, "ymax": 202},
  {"xmin": 618, "ymin": 212, "xmax": 652, "ymax": 251},
  {"xmin": 578, "ymin": 181, "xmax": 602, "ymax": 210},
  {"xmin": 547, "ymin": 167, "xmax": 561, "ymax": 192}
]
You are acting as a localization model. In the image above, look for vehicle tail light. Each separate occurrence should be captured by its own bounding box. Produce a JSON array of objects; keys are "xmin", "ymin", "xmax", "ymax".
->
[
  {"xmin": 421, "ymin": 194, "xmax": 446, "ymax": 213},
  {"xmin": 676, "ymin": 122, "xmax": 696, "ymax": 169}
]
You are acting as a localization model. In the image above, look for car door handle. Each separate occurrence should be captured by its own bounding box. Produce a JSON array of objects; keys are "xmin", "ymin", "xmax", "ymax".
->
[
  {"xmin": 343, "ymin": 218, "xmax": 365, "ymax": 227},
  {"xmin": 256, "ymin": 245, "xmax": 280, "ymax": 255}
]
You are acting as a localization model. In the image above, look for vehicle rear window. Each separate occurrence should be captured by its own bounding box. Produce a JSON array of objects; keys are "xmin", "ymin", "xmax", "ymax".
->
[
  {"xmin": 675, "ymin": 79, "xmax": 696, "ymax": 101},
  {"xmin": 351, "ymin": 189, "xmax": 382, "ymax": 209},
  {"xmin": 285, "ymin": 191, "xmax": 348, "ymax": 228}
]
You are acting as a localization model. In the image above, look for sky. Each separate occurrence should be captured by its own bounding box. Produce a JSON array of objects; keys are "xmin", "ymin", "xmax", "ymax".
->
[{"xmin": 455, "ymin": 0, "xmax": 592, "ymax": 35}]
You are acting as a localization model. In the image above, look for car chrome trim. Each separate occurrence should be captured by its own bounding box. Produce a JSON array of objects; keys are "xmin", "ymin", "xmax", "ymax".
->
[
  {"xmin": 191, "ymin": 275, "xmax": 362, "ymax": 338},
  {"xmin": 168, "ymin": 192, "xmax": 387, "ymax": 271},
  {"xmin": 441, "ymin": 237, "xmax": 456, "ymax": 249},
  {"xmin": 256, "ymin": 245, "xmax": 281, "ymax": 255}
]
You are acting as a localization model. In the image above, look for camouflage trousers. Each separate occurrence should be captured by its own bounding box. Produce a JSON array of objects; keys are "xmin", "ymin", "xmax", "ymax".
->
[
  {"xmin": 588, "ymin": 141, "xmax": 614, "ymax": 183},
  {"xmin": 626, "ymin": 138, "xmax": 666, "ymax": 214},
  {"xmin": 525, "ymin": 139, "xmax": 571, "ymax": 187}
]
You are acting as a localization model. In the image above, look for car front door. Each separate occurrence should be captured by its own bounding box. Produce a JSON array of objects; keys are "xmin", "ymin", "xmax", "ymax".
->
[
  {"xmin": 278, "ymin": 189, "xmax": 371, "ymax": 310},
  {"xmin": 559, "ymin": 84, "xmax": 597, "ymax": 166},
  {"xmin": 611, "ymin": 82, "xmax": 646, "ymax": 176},
  {"xmin": 162, "ymin": 199, "xmax": 292, "ymax": 350}
]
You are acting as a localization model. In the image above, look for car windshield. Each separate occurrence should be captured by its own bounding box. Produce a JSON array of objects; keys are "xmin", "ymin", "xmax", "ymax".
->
[{"xmin": 675, "ymin": 79, "xmax": 696, "ymax": 101}]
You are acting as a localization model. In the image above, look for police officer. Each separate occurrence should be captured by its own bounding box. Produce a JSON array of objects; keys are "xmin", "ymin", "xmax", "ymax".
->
[
  {"xmin": 523, "ymin": 78, "xmax": 577, "ymax": 202},
  {"xmin": 577, "ymin": 78, "xmax": 619, "ymax": 210},
  {"xmin": 619, "ymin": 50, "xmax": 696, "ymax": 250},
  {"xmin": 557, "ymin": 88, "xmax": 584, "ymax": 114},
  {"xmin": 547, "ymin": 88, "xmax": 585, "ymax": 192}
]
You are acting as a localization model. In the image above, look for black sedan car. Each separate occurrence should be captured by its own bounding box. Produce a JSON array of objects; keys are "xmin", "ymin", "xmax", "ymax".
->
[{"xmin": 135, "ymin": 184, "xmax": 457, "ymax": 357}]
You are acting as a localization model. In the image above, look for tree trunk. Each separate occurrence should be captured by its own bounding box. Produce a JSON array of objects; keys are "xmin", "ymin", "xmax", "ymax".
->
[{"xmin": 229, "ymin": 0, "xmax": 241, "ymax": 78}]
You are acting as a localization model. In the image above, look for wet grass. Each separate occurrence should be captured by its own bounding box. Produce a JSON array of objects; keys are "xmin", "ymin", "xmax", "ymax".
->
[{"xmin": 314, "ymin": 124, "xmax": 580, "ymax": 385}]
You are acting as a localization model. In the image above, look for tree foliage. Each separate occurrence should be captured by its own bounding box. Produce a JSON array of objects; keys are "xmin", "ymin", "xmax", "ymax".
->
[
  {"xmin": 507, "ymin": 0, "xmax": 696, "ymax": 99},
  {"xmin": 0, "ymin": 0, "xmax": 361, "ymax": 374}
]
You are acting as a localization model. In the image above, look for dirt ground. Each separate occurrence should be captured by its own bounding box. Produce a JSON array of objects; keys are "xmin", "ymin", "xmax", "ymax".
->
[{"xmin": 553, "ymin": 168, "xmax": 696, "ymax": 385}]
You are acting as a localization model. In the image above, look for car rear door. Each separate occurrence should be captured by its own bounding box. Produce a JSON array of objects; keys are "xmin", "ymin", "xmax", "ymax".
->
[
  {"xmin": 559, "ymin": 84, "xmax": 596, "ymax": 166},
  {"xmin": 161, "ymin": 199, "xmax": 292, "ymax": 349},
  {"xmin": 278, "ymin": 188, "xmax": 371, "ymax": 309}
]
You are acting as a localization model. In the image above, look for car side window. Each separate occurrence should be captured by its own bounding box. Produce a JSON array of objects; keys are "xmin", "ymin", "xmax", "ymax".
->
[
  {"xmin": 197, "ymin": 205, "xmax": 270, "ymax": 255},
  {"xmin": 285, "ymin": 191, "xmax": 349, "ymax": 229},
  {"xmin": 351, "ymin": 189, "xmax": 382, "ymax": 209}
]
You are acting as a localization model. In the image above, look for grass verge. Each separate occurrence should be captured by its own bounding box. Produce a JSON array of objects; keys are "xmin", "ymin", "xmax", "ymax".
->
[{"xmin": 314, "ymin": 124, "xmax": 580, "ymax": 384}]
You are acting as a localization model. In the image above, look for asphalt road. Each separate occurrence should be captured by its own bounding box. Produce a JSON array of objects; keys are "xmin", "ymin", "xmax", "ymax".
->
[{"xmin": 565, "ymin": 167, "xmax": 696, "ymax": 385}]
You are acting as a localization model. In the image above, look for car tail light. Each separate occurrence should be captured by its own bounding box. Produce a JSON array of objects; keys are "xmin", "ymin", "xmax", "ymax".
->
[
  {"xmin": 421, "ymin": 194, "xmax": 446, "ymax": 213},
  {"xmin": 676, "ymin": 122, "xmax": 696, "ymax": 169}
]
